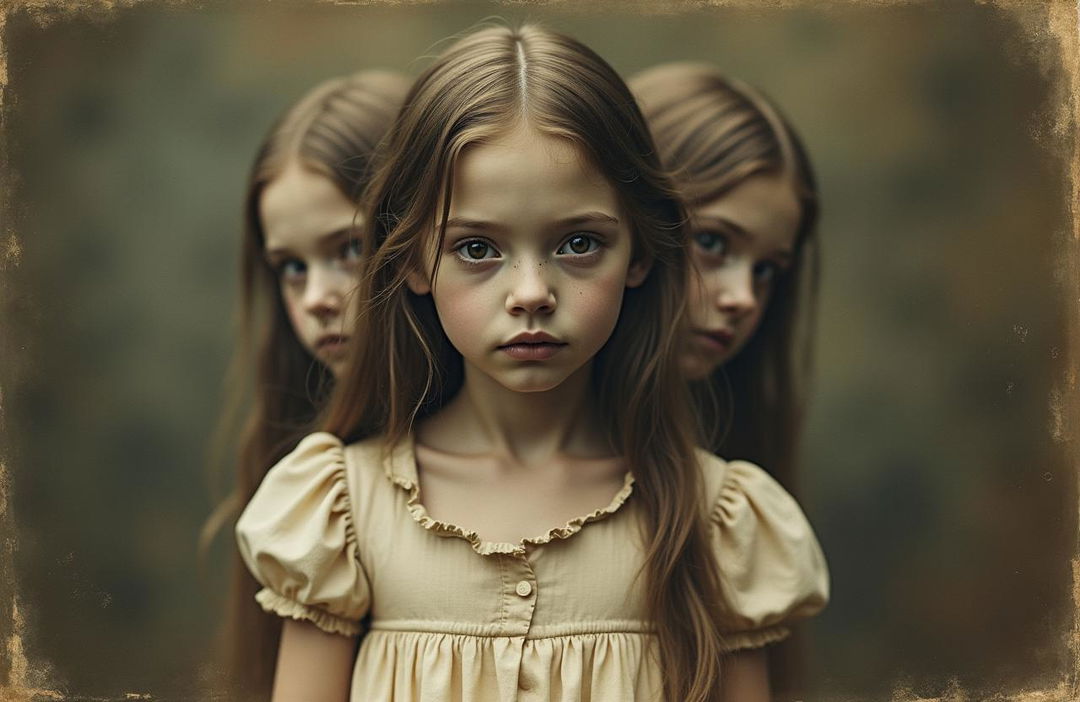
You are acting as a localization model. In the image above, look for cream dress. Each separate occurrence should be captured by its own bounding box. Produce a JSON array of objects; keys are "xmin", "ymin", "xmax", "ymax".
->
[{"xmin": 236, "ymin": 432, "xmax": 829, "ymax": 701}]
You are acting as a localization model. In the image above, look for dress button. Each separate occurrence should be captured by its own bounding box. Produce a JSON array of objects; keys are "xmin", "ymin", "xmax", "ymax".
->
[{"xmin": 515, "ymin": 580, "xmax": 533, "ymax": 597}]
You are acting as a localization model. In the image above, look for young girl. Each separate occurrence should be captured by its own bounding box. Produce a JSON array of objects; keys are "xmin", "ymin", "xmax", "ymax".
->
[
  {"xmin": 236, "ymin": 25, "xmax": 828, "ymax": 702},
  {"xmin": 207, "ymin": 70, "xmax": 409, "ymax": 698},
  {"xmin": 630, "ymin": 63, "xmax": 820, "ymax": 495},
  {"xmin": 630, "ymin": 63, "xmax": 822, "ymax": 698}
]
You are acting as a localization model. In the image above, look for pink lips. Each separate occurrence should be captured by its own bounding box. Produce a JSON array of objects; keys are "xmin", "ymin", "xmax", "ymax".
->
[{"xmin": 498, "ymin": 330, "xmax": 567, "ymax": 361}]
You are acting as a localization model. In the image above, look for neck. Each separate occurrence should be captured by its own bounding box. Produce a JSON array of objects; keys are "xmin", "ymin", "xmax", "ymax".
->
[{"xmin": 433, "ymin": 362, "xmax": 609, "ymax": 465}]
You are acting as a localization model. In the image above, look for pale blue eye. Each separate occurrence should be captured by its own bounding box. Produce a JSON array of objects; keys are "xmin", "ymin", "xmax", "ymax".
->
[
  {"xmin": 342, "ymin": 238, "xmax": 362, "ymax": 262},
  {"xmin": 753, "ymin": 262, "xmax": 779, "ymax": 285},
  {"xmin": 557, "ymin": 234, "xmax": 599, "ymax": 255},
  {"xmin": 693, "ymin": 231, "xmax": 727, "ymax": 257},
  {"xmin": 279, "ymin": 259, "xmax": 306, "ymax": 279}
]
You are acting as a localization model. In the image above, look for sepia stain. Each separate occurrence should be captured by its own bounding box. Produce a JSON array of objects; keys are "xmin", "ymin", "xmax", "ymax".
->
[
  {"xmin": 2, "ymin": 597, "xmax": 65, "ymax": 700},
  {"xmin": 1, "ymin": 234, "xmax": 20, "ymax": 270},
  {"xmin": 1049, "ymin": 387, "xmax": 1066, "ymax": 443}
]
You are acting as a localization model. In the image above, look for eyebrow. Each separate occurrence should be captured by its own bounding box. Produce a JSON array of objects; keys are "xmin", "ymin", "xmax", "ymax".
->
[
  {"xmin": 444, "ymin": 211, "xmax": 620, "ymax": 233},
  {"xmin": 694, "ymin": 215, "xmax": 795, "ymax": 263}
]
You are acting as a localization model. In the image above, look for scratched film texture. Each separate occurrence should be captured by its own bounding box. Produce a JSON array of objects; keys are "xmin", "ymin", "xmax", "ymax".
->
[{"xmin": 2, "ymin": 1, "xmax": 1074, "ymax": 699}]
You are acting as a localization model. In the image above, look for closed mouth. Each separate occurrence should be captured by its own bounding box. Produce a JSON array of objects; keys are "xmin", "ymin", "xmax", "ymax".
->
[
  {"xmin": 316, "ymin": 334, "xmax": 349, "ymax": 350},
  {"xmin": 498, "ymin": 332, "xmax": 567, "ymax": 361},
  {"xmin": 500, "ymin": 330, "xmax": 565, "ymax": 347},
  {"xmin": 694, "ymin": 329, "xmax": 734, "ymax": 351}
]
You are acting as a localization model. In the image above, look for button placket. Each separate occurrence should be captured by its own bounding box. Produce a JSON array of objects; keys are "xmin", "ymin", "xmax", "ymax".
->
[
  {"xmin": 502, "ymin": 549, "xmax": 539, "ymax": 697},
  {"xmin": 501, "ymin": 549, "xmax": 538, "ymax": 638}
]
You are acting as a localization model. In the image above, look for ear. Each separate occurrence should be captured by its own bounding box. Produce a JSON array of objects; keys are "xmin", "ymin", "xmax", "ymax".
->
[
  {"xmin": 406, "ymin": 267, "xmax": 432, "ymax": 295},
  {"xmin": 625, "ymin": 257, "xmax": 652, "ymax": 289}
]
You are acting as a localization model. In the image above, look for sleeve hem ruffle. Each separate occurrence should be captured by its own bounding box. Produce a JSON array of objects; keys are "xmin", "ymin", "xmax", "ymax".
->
[
  {"xmin": 255, "ymin": 587, "xmax": 362, "ymax": 638},
  {"xmin": 720, "ymin": 625, "xmax": 790, "ymax": 653}
]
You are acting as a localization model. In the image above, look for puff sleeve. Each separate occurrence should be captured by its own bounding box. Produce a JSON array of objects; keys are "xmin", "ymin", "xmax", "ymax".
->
[
  {"xmin": 710, "ymin": 459, "xmax": 830, "ymax": 653},
  {"xmin": 235, "ymin": 432, "xmax": 370, "ymax": 637}
]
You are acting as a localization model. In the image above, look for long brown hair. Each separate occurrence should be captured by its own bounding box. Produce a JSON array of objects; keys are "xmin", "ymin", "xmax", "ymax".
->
[
  {"xmin": 631, "ymin": 62, "xmax": 821, "ymax": 699},
  {"xmin": 322, "ymin": 24, "xmax": 730, "ymax": 701},
  {"xmin": 204, "ymin": 69, "xmax": 409, "ymax": 699},
  {"xmin": 630, "ymin": 62, "xmax": 820, "ymax": 495}
]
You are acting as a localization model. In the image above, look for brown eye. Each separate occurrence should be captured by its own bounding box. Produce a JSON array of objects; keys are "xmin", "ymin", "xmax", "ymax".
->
[
  {"xmin": 557, "ymin": 234, "xmax": 599, "ymax": 256},
  {"xmin": 455, "ymin": 240, "xmax": 499, "ymax": 261}
]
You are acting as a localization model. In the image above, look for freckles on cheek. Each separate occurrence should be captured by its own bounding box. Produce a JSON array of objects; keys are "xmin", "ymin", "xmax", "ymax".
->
[{"xmin": 570, "ymin": 270, "xmax": 627, "ymax": 333}]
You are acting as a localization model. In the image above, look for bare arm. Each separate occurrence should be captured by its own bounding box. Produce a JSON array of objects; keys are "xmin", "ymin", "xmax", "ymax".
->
[
  {"xmin": 720, "ymin": 648, "xmax": 771, "ymax": 702},
  {"xmin": 271, "ymin": 620, "xmax": 357, "ymax": 702}
]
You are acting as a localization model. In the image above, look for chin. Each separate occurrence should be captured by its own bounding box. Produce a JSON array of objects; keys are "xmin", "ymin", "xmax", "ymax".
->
[
  {"xmin": 494, "ymin": 368, "xmax": 574, "ymax": 394},
  {"xmin": 681, "ymin": 354, "xmax": 718, "ymax": 382}
]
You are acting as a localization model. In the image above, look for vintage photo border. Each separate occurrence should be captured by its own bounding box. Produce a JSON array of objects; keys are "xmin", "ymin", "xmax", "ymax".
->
[{"xmin": 0, "ymin": 0, "xmax": 1076, "ymax": 699}]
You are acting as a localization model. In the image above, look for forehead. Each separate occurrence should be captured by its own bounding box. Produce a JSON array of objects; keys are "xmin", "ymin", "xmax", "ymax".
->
[
  {"xmin": 260, "ymin": 162, "xmax": 359, "ymax": 250},
  {"xmin": 692, "ymin": 173, "xmax": 801, "ymax": 250},
  {"xmin": 446, "ymin": 125, "xmax": 619, "ymax": 224}
]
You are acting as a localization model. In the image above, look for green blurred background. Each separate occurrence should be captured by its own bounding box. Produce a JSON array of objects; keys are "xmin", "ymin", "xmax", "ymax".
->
[{"xmin": 2, "ymin": 1, "xmax": 1075, "ymax": 699}]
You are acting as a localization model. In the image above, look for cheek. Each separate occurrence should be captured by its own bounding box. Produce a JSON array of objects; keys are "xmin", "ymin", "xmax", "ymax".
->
[
  {"xmin": 281, "ymin": 288, "xmax": 304, "ymax": 330},
  {"xmin": 341, "ymin": 285, "xmax": 361, "ymax": 332},
  {"xmin": 281, "ymin": 288, "xmax": 313, "ymax": 348},
  {"xmin": 685, "ymin": 267, "xmax": 715, "ymax": 325},
  {"xmin": 566, "ymin": 267, "xmax": 627, "ymax": 336},
  {"xmin": 431, "ymin": 276, "xmax": 492, "ymax": 346},
  {"xmin": 729, "ymin": 307, "xmax": 766, "ymax": 358}
]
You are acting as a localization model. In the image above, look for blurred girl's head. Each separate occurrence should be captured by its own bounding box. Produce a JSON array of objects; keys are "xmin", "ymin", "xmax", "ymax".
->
[
  {"xmin": 323, "ymin": 25, "xmax": 729, "ymax": 700},
  {"xmin": 219, "ymin": 69, "xmax": 409, "ymax": 699},
  {"xmin": 631, "ymin": 63, "xmax": 819, "ymax": 485},
  {"xmin": 631, "ymin": 62, "xmax": 818, "ymax": 381},
  {"xmin": 246, "ymin": 70, "xmax": 410, "ymax": 379}
]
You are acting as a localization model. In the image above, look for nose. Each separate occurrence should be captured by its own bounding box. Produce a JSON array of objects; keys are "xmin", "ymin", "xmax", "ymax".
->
[
  {"xmin": 714, "ymin": 263, "xmax": 758, "ymax": 319},
  {"xmin": 303, "ymin": 264, "xmax": 349, "ymax": 322},
  {"xmin": 505, "ymin": 261, "xmax": 556, "ymax": 316}
]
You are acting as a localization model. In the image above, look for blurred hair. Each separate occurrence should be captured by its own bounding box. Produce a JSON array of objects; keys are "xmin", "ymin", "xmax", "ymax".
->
[
  {"xmin": 630, "ymin": 62, "xmax": 819, "ymax": 494},
  {"xmin": 201, "ymin": 69, "xmax": 409, "ymax": 700},
  {"xmin": 631, "ymin": 62, "xmax": 821, "ymax": 698},
  {"xmin": 322, "ymin": 24, "xmax": 731, "ymax": 701}
]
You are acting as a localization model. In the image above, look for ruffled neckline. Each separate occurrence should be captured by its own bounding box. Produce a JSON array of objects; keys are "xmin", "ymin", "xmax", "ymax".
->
[{"xmin": 381, "ymin": 435, "xmax": 636, "ymax": 557}]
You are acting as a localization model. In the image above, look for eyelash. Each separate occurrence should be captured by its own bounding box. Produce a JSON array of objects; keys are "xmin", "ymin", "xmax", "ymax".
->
[
  {"xmin": 693, "ymin": 230, "xmax": 787, "ymax": 284},
  {"xmin": 341, "ymin": 237, "xmax": 363, "ymax": 262},
  {"xmin": 692, "ymin": 230, "xmax": 729, "ymax": 258},
  {"xmin": 270, "ymin": 237, "xmax": 363, "ymax": 282},
  {"xmin": 276, "ymin": 259, "xmax": 306, "ymax": 281},
  {"xmin": 451, "ymin": 233, "xmax": 606, "ymax": 265},
  {"xmin": 453, "ymin": 238, "xmax": 500, "ymax": 264}
]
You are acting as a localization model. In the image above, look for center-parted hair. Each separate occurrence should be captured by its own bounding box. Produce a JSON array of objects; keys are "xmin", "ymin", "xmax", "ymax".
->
[{"xmin": 322, "ymin": 24, "xmax": 731, "ymax": 701}]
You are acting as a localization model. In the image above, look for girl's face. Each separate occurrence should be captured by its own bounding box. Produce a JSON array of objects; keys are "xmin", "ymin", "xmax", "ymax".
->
[
  {"xmin": 682, "ymin": 172, "xmax": 802, "ymax": 380},
  {"xmin": 408, "ymin": 125, "xmax": 649, "ymax": 394},
  {"xmin": 260, "ymin": 162, "xmax": 362, "ymax": 378}
]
